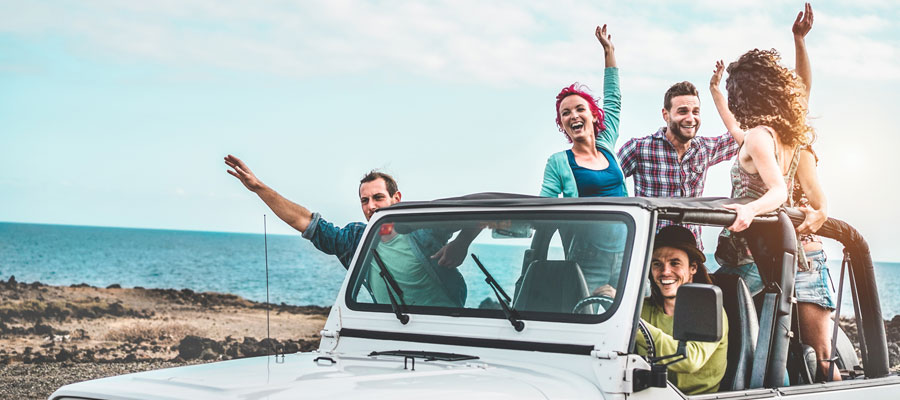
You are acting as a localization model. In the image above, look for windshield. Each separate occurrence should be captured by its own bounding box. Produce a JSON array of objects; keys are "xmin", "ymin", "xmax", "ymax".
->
[{"xmin": 346, "ymin": 211, "xmax": 635, "ymax": 323}]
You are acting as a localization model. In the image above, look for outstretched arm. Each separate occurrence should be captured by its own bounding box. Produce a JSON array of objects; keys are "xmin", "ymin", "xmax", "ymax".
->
[
  {"xmin": 225, "ymin": 154, "xmax": 313, "ymax": 233},
  {"xmin": 710, "ymin": 60, "xmax": 745, "ymax": 146},
  {"xmin": 793, "ymin": 2, "xmax": 814, "ymax": 99},
  {"xmin": 723, "ymin": 129, "xmax": 788, "ymax": 232},
  {"xmin": 595, "ymin": 24, "xmax": 616, "ymax": 68},
  {"xmin": 597, "ymin": 23, "xmax": 622, "ymax": 149}
]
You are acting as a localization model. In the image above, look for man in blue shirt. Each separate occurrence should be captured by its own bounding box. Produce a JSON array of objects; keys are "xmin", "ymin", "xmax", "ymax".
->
[
  {"xmin": 225, "ymin": 154, "xmax": 399, "ymax": 269},
  {"xmin": 224, "ymin": 155, "xmax": 468, "ymax": 306}
]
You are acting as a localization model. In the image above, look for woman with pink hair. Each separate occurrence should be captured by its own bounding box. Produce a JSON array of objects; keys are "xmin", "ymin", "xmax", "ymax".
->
[
  {"xmin": 540, "ymin": 24, "xmax": 624, "ymax": 200},
  {"xmin": 539, "ymin": 24, "xmax": 625, "ymax": 297}
]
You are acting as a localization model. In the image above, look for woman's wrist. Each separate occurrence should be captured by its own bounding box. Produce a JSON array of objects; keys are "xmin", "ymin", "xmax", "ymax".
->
[{"xmin": 604, "ymin": 53, "xmax": 617, "ymax": 68}]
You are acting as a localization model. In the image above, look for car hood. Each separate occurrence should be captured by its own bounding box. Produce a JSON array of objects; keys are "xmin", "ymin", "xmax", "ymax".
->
[{"xmin": 50, "ymin": 352, "xmax": 599, "ymax": 400}]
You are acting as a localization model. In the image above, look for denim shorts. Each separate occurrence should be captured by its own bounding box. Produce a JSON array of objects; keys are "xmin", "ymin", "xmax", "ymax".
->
[
  {"xmin": 714, "ymin": 250, "xmax": 836, "ymax": 309},
  {"xmin": 714, "ymin": 262, "xmax": 764, "ymax": 296},
  {"xmin": 794, "ymin": 250, "xmax": 836, "ymax": 310}
]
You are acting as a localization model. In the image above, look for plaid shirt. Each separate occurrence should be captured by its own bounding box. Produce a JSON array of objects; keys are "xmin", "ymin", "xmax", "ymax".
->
[{"xmin": 617, "ymin": 127, "xmax": 739, "ymax": 249}]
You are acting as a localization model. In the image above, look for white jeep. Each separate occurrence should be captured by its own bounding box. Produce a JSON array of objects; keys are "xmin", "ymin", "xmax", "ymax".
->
[{"xmin": 50, "ymin": 194, "xmax": 900, "ymax": 399}]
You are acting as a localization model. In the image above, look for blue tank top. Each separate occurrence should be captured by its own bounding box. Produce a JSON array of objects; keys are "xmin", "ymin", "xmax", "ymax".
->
[{"xmin": 566, "ymin": 148, "xmax": 627, "ymax": 198}]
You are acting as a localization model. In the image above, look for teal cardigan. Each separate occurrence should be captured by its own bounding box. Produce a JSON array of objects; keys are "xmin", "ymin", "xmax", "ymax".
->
[{"xmin": 540, "ymin": 67, "xmax": 626, "ymax": 198}]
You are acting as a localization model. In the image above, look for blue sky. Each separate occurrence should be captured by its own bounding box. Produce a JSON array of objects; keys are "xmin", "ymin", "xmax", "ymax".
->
[{"xmin": 2, "ymin": 1, "xmax": 899, "ymax": 260}]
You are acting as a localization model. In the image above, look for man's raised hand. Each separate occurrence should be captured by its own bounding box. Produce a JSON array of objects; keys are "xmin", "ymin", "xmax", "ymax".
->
[{"xmin": 225, "ymin": 154, "xmax": 264, "ymax": 192}]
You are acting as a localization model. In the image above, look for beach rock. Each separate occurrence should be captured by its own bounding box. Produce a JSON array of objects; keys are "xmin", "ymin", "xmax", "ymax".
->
[
  {"xmin": 33, "ymin": 323, "xmax": 54, "ymax": 336},
  {"xmin": 176, "ymin": 336, "xmax": 224, "ymax": 360},
  {"xmin": 56, "ymin": 349, "xmax": 72, "ymax": 362},
  {"xmin": 226, "ymin": 344, "xmax": 241, "ymax": 358},
  {"xmin": 199, "ymin": 349, "xmax": 219, "ymax": 361},
  {"xmin": 106, "ymin": 284, "xmax": 122, "ymax": 289},
  {"xmin": 177, "ymin": 336, "xmax": 205, "ymax": 359}
]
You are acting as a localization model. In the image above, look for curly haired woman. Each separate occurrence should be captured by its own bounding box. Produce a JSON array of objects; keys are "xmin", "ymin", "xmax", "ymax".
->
[{"xmin": 710, "ymin": 3, "xmax": 839, "ymax": 382}]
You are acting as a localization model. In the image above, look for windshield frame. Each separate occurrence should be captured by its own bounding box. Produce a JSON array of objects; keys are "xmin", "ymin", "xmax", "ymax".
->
[{"xmin": 344, "ymin": 209, "xmax": 636, "ymax": 325}]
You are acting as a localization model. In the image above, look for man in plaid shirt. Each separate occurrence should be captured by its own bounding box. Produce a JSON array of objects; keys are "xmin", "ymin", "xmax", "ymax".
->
[{"xmin": 617, "ymin": 81, "xmax": 744, "ymax": 249}]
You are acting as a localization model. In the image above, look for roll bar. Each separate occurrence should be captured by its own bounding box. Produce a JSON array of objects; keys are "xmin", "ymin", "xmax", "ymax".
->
[
  {"xmin": 658, "ymin": 206, "xmax": 890, "ymax": 381},
  {"xmin": 784, "ymin": 208, "xmax": 889, "ymax": 378}
]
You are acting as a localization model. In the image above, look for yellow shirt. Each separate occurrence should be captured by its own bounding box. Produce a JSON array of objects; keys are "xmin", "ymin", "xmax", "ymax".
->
[{"xmin": 634, "ymin": 299, "xmax": 729, "ymax": 395}]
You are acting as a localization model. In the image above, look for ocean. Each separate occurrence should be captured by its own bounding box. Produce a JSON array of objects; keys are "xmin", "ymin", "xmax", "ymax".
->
[{"xmin": 2, "ymin": 222, "xmax": 898, "ymax": 318}]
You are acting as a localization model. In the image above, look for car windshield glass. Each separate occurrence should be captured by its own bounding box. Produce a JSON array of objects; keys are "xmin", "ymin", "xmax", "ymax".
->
[{"xmin": 346, "ymin": 211, "xmax": 635, "ymax": 323}]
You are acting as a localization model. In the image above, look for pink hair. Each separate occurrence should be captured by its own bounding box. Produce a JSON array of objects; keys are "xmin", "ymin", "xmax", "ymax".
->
[{"xmin": 555, "ymin": 83, "xmax": 606, "ymax": 143}]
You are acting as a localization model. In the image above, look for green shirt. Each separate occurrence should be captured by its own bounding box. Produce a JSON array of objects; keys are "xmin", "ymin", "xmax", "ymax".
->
[
  {"xmin": 635, "ymin": 299, "xmax": 729, "ymax": 395},
  {"xmin": 368, "ymin": 233, "xmax": 455, "ymax": 307}
]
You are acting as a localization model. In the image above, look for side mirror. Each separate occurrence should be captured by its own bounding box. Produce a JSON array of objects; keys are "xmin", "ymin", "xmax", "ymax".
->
[{"xmin": 673, "ymin": 283, "xmax": 723, "ymax": 343}]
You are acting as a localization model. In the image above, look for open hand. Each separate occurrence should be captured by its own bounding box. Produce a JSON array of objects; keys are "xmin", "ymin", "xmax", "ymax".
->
[
  {"xmin": 710, "ymin": 60, "xmax": 725, "ymax": 89},
  {"xmin": 595, "ymin": 24, "xmax": 614, "ymax": 55},
  {"xmin": 224, "ymin": 154, "xmax": 265, "ymax": 192},
  {"xmin": 792, "ymin": 2, "xmax": 814, "ymax": 38}
]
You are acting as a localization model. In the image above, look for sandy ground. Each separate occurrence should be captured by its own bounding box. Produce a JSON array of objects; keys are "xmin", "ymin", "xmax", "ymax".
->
[
  {"xmin": 0, "ymin": 277, "xmax": 328, "ymax": 399},
  {"xmin": 3, "ymin": 276, "xmax": 899, "ymax": 399}
]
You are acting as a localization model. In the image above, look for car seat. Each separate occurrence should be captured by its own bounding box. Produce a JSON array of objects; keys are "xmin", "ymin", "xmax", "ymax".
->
[
  {"xmin": 712, "ymin": 274, "xmax": 759, "ymax": 391},
  {"xmin": 513, "ymin": 260, "xmax": 590, "ymax": 313}
]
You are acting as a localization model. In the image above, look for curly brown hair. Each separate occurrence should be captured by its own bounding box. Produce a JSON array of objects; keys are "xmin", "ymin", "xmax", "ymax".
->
[{"xmin": 725, "ymin": 48, "xmax": 815, "ymax": 147}]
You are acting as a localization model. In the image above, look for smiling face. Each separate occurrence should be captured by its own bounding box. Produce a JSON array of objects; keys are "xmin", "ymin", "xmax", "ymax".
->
[
  {"xmin": 662, "ymin": 95, "xmax": 701, "ymax": 142},
  {"xmin": 650, "ymin": 246, "xmax": 697, "ymax": 300},
  {"xmin": 359, "ymin": 178, "xmax": 401, "ymax": 221},
  {"xmin": 558, "ymin": 94, "xmax": 597, "ymax": 143}
]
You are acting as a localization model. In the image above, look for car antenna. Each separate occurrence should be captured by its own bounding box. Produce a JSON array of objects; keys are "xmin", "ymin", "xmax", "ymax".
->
[{"xmin": 264, "ymin": 214, "xmax": 272, "ymax": 356}]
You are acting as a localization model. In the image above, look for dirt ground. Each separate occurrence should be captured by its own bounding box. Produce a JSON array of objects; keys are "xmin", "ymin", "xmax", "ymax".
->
[{"xmin": 0, "ymin": 276, "xmax": 328, "ymax": 399}]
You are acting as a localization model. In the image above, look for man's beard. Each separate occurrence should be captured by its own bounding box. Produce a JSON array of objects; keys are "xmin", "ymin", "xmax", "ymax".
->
[{"xmin": 668, "ymin": 120, "xmax": 699, "ymax": 142}]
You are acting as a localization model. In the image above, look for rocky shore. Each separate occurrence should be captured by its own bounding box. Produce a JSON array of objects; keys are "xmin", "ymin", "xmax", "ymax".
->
[
  {"xmin": 0, "ymin": 276, "xmax": 328, "ymax": 399},
  {"xmin": 2, "ymin": 276, "xmax": 900, "ymax": 399}
]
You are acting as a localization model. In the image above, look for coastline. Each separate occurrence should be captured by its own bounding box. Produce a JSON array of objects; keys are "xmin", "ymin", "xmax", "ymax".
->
[
  {"xmin": 0, "ymin": 277, "xmax": 328, "ymax": 399},
  {"xmin": 2, "ymin": 277, "xmax": 899, "ymax": 399}
]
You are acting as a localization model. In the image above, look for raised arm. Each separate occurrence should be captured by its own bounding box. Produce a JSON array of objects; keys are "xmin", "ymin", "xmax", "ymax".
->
[
  {"xmin": 595, "ymin": 24, "xmax": 616, "ymax": 68},
  {"xmin": 597, "ymin": 24, "xmax": 622, "ymax": 149},
  {"xmin": 723, "ymin": 129, "xmax": 788, "ymax": 232},
  {"xmin": 225, "ymin": 154, "xmax": 313, "ymax": 233},
  {"xmin": 792, "ymin": 2, "xmax": 814, "ymax": 99},
  {"xmin": 710, "ymin": 60, "xmax": 745, "ymax": 145},
  {"xmin": 794, "ymin": 149, "xmax": 827, "ymax": 234}
]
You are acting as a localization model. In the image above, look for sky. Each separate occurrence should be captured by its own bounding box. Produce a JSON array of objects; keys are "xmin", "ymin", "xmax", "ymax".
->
[{"xmin": 2, "ymin": 1, "xmax": 899, "ymax": 261}]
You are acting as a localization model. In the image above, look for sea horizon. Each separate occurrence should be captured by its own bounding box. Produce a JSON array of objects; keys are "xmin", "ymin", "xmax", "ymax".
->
[{"xmin": 3, "ymin": 221, "xmax": 899, "ymax": 318}]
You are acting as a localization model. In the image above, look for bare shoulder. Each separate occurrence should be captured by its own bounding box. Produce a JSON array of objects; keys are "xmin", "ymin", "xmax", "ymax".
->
[{"xmin": 743, "ymin": 127, "xmax": 777, "ymax": 152}]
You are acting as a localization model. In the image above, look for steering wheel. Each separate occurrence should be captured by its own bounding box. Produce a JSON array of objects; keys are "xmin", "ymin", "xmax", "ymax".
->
[
  {"xmin": 572, "ymin": 295, "xmax": 615, "ymax": 314},
  {"xmin": 637, "ymin": 319, "xmax": 656, "ymax": 360}
]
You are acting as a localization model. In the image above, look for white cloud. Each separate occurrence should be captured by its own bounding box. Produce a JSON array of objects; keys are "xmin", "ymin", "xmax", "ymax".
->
[
  {"xmin": 1, "ymin": 1, "xmax": 896, "ymax": 87},
  {"xmin": 3, "ymin": 0, "xmax": 900, "ymax": 259}
]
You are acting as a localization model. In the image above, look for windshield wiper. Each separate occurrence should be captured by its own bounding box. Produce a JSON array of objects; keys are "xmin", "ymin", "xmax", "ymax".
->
[
  {"xmin": 470, "ymin": 253, "xmax": 524, "ymax": 331},
  {"xmin": 372, "ymin": 250, "xmax": 410, "ymax": 324}
]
